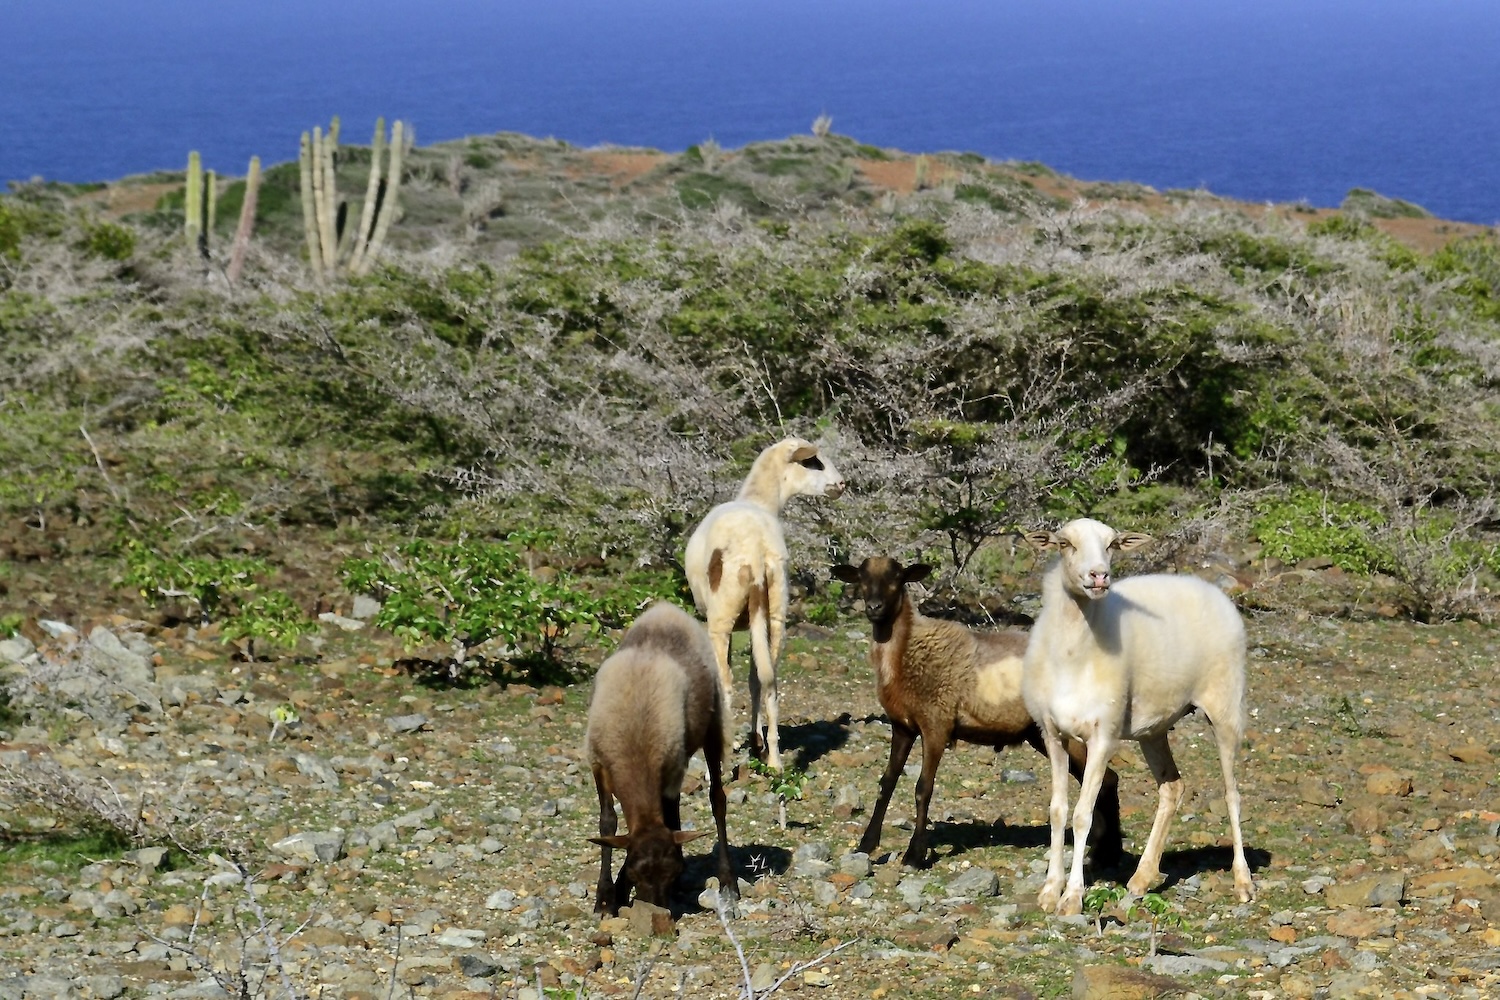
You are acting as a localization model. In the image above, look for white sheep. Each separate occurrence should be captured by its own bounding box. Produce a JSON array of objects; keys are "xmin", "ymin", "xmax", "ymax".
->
[
  {"xmin": 1021, "ymin": 517, "xmax": 1254, "ymax": 915},
  {"xmin": 684, "ymin": 436, "xmax": 846, "ymax": 768},
  {"xmin": 584, "ymin": 602, "xmax": 737, "ymax": 915},
  {"xmin": 831, "ymin": 555, "xmax": 1123, "ymax": 870}
]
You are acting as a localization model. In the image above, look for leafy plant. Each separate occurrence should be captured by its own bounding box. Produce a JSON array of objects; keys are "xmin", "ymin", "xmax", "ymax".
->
[
  {"xmin": 1126, "ymin": 892, "xmax": 1184, "ymax": 957},
  {"xmin": 122, "ymin": 541, "xmax": 270, "ymax": 624},
  {"xmin": 1082, "ymin": 883, "xmax": 1127, "ymax": 937},
  {"xmin": 78, "ymin": 220, "xmax": 136, "ymax": 261},
  {"xmin": 222, "ymin": 591, "xmax": 315, "ymax": 661},
  {"xmin": 0, "ymin": 613, "xmax": 22, "ymax": 639},
  {"xmin": 340, "ymin": 535, "xmax": 626, "ymax": 674},
  {"xmin": 746, "ymin": 756, "xmax": 809, "ymax": 830}
]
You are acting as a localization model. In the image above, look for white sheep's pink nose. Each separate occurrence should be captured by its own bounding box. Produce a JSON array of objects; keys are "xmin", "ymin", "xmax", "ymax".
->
[
  {"xmin": 1085, "ymin": 569, "xmax": 1111, "ymax": 594},
  {"xmin": 826, "ymin": 479, "xmax": 847, "ymax": 498}
]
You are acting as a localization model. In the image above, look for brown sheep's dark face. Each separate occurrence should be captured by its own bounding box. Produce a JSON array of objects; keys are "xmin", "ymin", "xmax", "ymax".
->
[
  {"xmin": 624, "ymin": 827, "xmax": 688, "ymax": 908},
  {"xmin": 831, "ymin": 556, "xmax": 932, "ymax": 624}
]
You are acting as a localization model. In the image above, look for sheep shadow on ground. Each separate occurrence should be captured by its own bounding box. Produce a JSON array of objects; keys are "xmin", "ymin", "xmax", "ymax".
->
[
  {"xmin": 1150, "ymin": 843, "xmax": 1274, "ymax": 893},
  {"xmin": 769, "ymin": 715, "xmax": 855, "ymax": 771},
  {"xmin": 916, "ymin": 817, "xmax": 1116, "ymax": 870},
  {"xmin": 678, "ymin": 844, "xmax": 793, "ymax": 917}
]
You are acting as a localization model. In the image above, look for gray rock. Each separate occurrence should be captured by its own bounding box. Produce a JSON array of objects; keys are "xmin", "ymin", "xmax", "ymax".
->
[
  {"xmin": 897, "ymin": 876, "xmax": 927, "ymax": 912},
  {"xmin": 292, "ymin": 753, "xmax": 340, "ymax": 788},
  {"xmin": 485, "ymin": 889, "xmax": 518, "ymax": 911},
  {"xmin": 1144, "ymin": 954, "xmax": 1230, "ymax": 976},
  {"xmin": 1000, "ymin": 768, "xmax": 1038, "ymax": 784},
  {"xmin": 351, "ymin": 595, "xmax": 382, "ymax": 620},
  {"xmin": 385, "ymin": 713, "xmax": 428, "ymax": 733},
  {"xmin": 839, "ymin": 852, "xmax": 872, "ymax": 878},
  {"xmin": 750, "ymin": 963, "xmax": 778, "ymax": 992},
  {"xmin": 1325, "ymin": 872, "xmax": 1405, "ymax": 908},
  {"xmin": 794, "ymin": 842, "xmax": 832, "ymax": 863},
  {"xmin": 945, "ymin": 866, "xmax": 999, "ymax": 897},
  {"xmin": 457, "ymin": 953, "xmax": 498, "ymax": 978},
  {"xmin": 317, "ymin": 612, "xmax": 366, "ymax": 631},
  {"xmin": 166, "ymin": 981, "xmax": 230, "ymax": 999},
  {"xmin": 84, "ymin": 976, "xmax": 126, "ymax": 1000},
  {"xmin": 125, "ymin": 847, "xmax": 170, "ymax": 871},
  {"xmin": 434, "ymin": 927, "xmax": 488, "ymax": 948},
  {"xmin": 812, "ymin": 881, "xmax": 840, "ymax": 906},
  {"xmin": 392, "ymin": 804, "xmax": 439, "ymax": 829},
  {"xmin": 271, "ymin": 830, "xmax": 346, "ymax": 864},
  {"xmin": 0, "ymin": 637, "xmax": 36, "ymax": 664},
  {"xmin": 84, "ymin": 626, "xmax": 153, "ymax": 684}
]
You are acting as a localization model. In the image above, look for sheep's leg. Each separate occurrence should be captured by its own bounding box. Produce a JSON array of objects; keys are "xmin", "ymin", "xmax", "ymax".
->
[
  {"xmin": 763, "ymin": 564, "xmax": 788, "ymax": 771},
  {"xmin": 1126, "ymin": 734, "xmax": 1184, "ymax": 898},
  {"xmin": 592, "ymin": 766, "xmax": 618, "ymax": 915},
  {"xmin": 662, "ymin": 793, "xmax": 685, "ymax": 864},
  {"xmin": 704, "ymin": 734, "xmax": 738, "ymax": 905},
  {"xmin": 708, "ymin": 628, "xmax": 735, "ymax": 714},
  {"xmin": 859, "ymin": 723, "xmax": 916, "ymax": 857},
  {"xmin": 1037, "ymin": 723, "xmax": 1074, "ymax": 914},
  {"xmin": 745, "ymin": 586, "xmax": 779, "ymax": 768},
  {"xmin": 1211, "ymin": 719, "xmax": 1255, "ymax": 902},
  {"xmin": 903, "ymin": 724, "xmax": 950, "ymax": 869},
  {"xmin": 1058, "ymin": 732, "xmax": 1119, "ymax": 916},
  {"xmin": 1026, "ymin": 730, "xmax": 1124, "ymax": 869}
]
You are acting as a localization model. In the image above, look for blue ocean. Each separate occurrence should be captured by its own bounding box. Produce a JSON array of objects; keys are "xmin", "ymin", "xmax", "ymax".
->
[{"xmin": 4, "ymin": 0, "xmax": 1499, "ymax": 224}]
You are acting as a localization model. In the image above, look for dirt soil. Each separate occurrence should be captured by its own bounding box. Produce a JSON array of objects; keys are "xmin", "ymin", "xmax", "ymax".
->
[{"xmin": 2, "ymin": 558, "xmax": 1499, "ymax": 1000}]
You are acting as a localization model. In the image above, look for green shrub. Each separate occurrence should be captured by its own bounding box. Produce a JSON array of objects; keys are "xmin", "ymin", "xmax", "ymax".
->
[
  {"xmin": 340, "ymin": 535, "xmax": 631, "ymax": 673},
  {"xmin": 78, "ymin": 221, "xmax": 136, "ymax": 261},
  {"xmin": 222, "ymin": 590, "xmax": 315, "ymax": 659},
  {"xmin": 1253, "ymin": 490, "xmax": 1389, "ymax": 573},
  {"xmin": 122, "ymin": 541, "xmax": 270, "ymax": 622}
]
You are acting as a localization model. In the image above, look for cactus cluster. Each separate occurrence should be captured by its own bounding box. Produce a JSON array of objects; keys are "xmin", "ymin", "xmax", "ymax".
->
[
  {"xmin": 182, "ymin": 151, "xmax": 217, "ymax": 258},
  {"xmin": 226, "ymin": 156, "xmax": 262, "ymax": 286},
  {"xmin": 299, "ymin": 117, "xmax": 406, "ymax": 281}
]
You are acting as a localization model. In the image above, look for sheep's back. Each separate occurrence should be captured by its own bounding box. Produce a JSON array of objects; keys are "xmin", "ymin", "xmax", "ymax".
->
[
  {"xmin": 1105, "ymin": 574, "xmax": 1247, "ymax": 707},
  {"xmin": 586, "ymin": 606, "xmax": 727, "ymax": 780}
]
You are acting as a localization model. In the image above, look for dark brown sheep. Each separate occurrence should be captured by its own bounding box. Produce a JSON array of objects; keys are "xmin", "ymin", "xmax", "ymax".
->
[
  {"xmin": 831, "ymin": 556, "xmax": 1123, "ymax": 870},
  {"xmin": 584, "ymin": 602, "xmax": 737, "ymax": 914}
]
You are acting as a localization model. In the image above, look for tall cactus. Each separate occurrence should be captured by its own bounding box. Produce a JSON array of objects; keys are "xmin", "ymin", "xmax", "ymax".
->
[
  {"xmin": 299, "ymin": 132, "xmax": 322, "ymax": 282},
  {"xmin": 184, "ymin": 151, "xmax": 203, "ymax": 247},
  {"xmin": 205, "ymin": 170, "xmax": 217, "ymax": 241},
  {"xmin": 352, "ymin": 119, "xmax": 404, "ymax": 277},
  {"xmin": 227, "ymin": 155, "xmax": 262, "ymax": 286},
  {"xmin": 345, "ymin": 118, "xmax": 387, "ymax": 276}
]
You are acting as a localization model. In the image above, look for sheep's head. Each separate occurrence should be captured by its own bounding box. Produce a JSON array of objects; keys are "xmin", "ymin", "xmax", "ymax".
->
[
  {"xmin": 590, "ymin": 827, "xmax": 706, "ymax": 909},
  {"xmin": 832, "ymin": 556, "xmax": 931, "ymax": 625},
  {"xmin": 1023, "ymin": 518, "xmax": 1152, "ymax": 601},
  {"xmin": 781, "ymin": 439, "xmax": 846, "ymax": 502}
]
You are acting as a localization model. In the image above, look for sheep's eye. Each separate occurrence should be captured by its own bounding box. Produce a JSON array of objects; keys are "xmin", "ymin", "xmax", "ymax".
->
[
  {"xmin": 1057, "ymin": 539, "xmax": 1072, "ymax": 550},
  {"xmin": 799, "ymin": 457, "xmax": 824, "ymax": 471}
]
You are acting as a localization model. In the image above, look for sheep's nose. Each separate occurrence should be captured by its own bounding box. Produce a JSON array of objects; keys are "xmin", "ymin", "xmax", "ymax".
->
[{"xmin": 1087, "ymin": 570, "xmax": 1110, "ymax": 588}]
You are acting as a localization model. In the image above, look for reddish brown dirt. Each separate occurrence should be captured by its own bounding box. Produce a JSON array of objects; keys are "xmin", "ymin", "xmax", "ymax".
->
[{"xmin": 577, "ymin": 151, "xmax": 670, "ymax": 189}]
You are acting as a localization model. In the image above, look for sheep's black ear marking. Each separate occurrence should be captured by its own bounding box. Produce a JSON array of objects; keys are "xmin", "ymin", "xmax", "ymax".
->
[
  {"xmin": 798, "ymin": 456, "xmax": 825, "ymax": 471},
  {"xmin": 1113, "ymin": 532, "xmax": 1153, "ymax": 552},
  {"xmin": 830, "ymin": 564, "xmax": 861, "ymax": 584},
  {"xmin": 1021, "ymin": 530, "xmax": 1056, "ymax": 552},
  {"xmin": 789, "ymin": 445, "xmax": 818, "ymax": 463},
  {"xmin": 902, "ymin": 563, "xmax": 933, "ymax": 585}
]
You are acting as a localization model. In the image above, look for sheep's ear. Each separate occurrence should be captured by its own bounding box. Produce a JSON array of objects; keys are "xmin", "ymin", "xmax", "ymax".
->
[
  {"xmin": 1112, "ymin": 532, "xmax": 1153, "ymax": 552},
  {"xmin": 789, "ymin": 444, "xmax": 818, "ymax": 462},
  {"xmin": 589, "ymin": 835, "xmax": 631, "ymax": 849},
  {"xmin": 1021, "ymin": 530, "xmax": 1057, "ymax": 552},
  {"xmin": 830, "ymin": 564, "xmax": 860, "ymax": 584},
  {"xmin": 902, "ymin": 563, "xmax": 933, "ymax": 585},
  {"xmin": 673, "ymin": 829, "xmax": 709, "ymax": 846}
]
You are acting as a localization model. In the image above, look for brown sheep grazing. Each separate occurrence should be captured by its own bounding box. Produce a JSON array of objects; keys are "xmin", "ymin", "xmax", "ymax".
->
[
  {"xmin": 584, "ymin": 602, "xmax": 737, "ymax": 914},
  {"xmin": 831, "ymin": 556, "xmax": 1123, "ymax": 870}
]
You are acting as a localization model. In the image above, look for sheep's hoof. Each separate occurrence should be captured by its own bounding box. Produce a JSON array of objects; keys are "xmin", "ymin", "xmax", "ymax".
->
[
  {"xmin": 1057, "ymin": 887, "xmax": 1085, "ymax": 916},
  {"xmin": 1037, "ymin": 882, "xmax": 1062, "ymax": 913}
]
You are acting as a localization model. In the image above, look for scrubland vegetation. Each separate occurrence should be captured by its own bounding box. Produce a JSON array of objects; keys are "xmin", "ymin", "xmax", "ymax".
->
[{"xmin": 3, "ymin": 130, "xmax": 1498, "ymax": 635}]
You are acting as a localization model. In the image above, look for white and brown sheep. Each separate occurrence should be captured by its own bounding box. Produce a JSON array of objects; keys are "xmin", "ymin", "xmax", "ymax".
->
[
  {"xmin": 584, "ymin": 602, "xmax": 737, "ymax": 915},
  {"xmin": 684, "ymin": 436, "xmax": 846, "ymax": 768},
  {"xmin": 831, "ymin": 556, "xmax": 1122, "ymax": 870},
  {"xmin": 1021, "ymin": 517, "xmax": 1254, "ymax": 915}
]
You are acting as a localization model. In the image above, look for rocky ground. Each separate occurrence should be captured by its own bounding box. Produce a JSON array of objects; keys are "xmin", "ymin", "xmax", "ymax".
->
[{"xmin": 2, "ymin": 572, "xmax": 1500, "ymax": 1000}]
